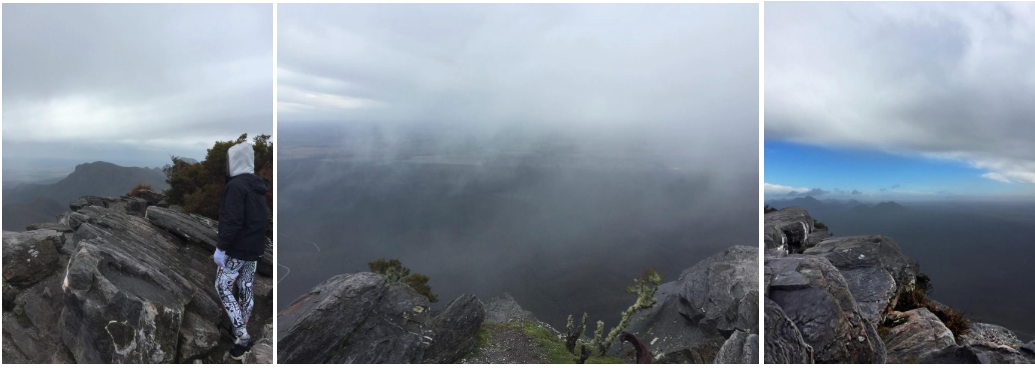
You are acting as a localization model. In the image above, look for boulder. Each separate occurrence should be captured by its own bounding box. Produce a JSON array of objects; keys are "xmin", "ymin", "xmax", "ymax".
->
[
  {"xmin": 713, "ymin": 330, "xmax": 758, "ymax": 364},
  {"xmin": 766, "ymin": 254, "xmax": 886, "ymax": 363},
  {"xmin": 25, "ymin": 223, "xmax": 73, "ymax": 233},
  {"xmin": 763, "ymin": 298, "xmax": 813, "ymax": 364},
  {"xmin": 883, "ymin": 308, "xmax": 956, "ymax": 364},
  {"xmin": 804, "ymin": 228, "xmax": 831, "ymax": 248},
  {"xmin": 680, "ymin": 245, "xmax": 759, "ymax": 334},
  {"xmin": 484, "ymin": 293, "xmax": 536, "ymax": 324},
  {"xmin": 918, "ymin": 343, "xmax": 1034, "ymax": 364},
  {"xmin": 145, "ymin": 207, "xmax": 219, "ymax": 250},
  {"xmin": 961, "ymin": 322, "xmax": 1024, "ymax": 349},
  {"xmin": 146, "ymin": 206, "xmax": 273, "ymax": 277},
  {"xmin": 2, "ymin": 265, "xmax": 68, "ymax": 364},
  {"xmin": 2, "ymin": 278, "xmax": 18, "ymax": 310},
  {"xmin": 763, "ymin": 207, "xmax": 815, "ymax": 253},
  {"xmin": 2, "ymin": 230, "xmax": 63, "ymax": 287},
  {"xmin": 803, "ymin": 235, "xmax": 919, "ymax": 326},
  {"xmin": 617, "ymin": 245, "xmax": 758, "ymax": 364},
  {"xmin": 243, "ymin": 324, "xmax": 274, "ymax": 364},
  {"xmin": 133, "ymin": 189, "xmax": 165, "ymax": 205},
  {"xmin": 177, "ymin": 311, "xmax": 220, "ymax": 362},
  {"xmin": 278, "ymin": 273, "xmax": 433, "ymax": 364},
  {"xmin": 59, "ymin": 206, "xmax": 226, "ymax": 363},
  {"xmin": 424, "ymin": 294, "xmax": 486, "ymax": 364},
  {"xmin": 68, "ymin": 196, "xmax": 112, "ymax": 211},
  {"xmin": 148, "ymin": 206, "xmax": 275, "ymax": 277}
]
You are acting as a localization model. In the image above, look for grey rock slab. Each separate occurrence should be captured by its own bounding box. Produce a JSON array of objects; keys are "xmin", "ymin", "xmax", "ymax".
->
[
  {"xmin": 424, "ymin": 294, "xmax": 486, "ymax": 364},
  {"xmin": 803, "ymin": 235, "xmax": 919, "ymax": 327},
  {"xmin": 883, "ymin": 308, "xmax": 956, "ymax": 364},
  {"xmin": 766, "ymin": 254, "xmax": 886, "ymax": 363},
  {"xmin": 2, "ymin": 230, "xmax": 63, "ymax": 287},
  {"xmin": 763, "ymin": 298, "xmax": 814, "ymax": 364},
  {"xmin": 713, "ymin": 330, "xmax": 758, "ymax": 364}
]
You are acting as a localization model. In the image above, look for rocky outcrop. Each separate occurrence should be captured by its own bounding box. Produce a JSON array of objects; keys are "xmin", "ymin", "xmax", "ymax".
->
[
  {"xmin": 2, "ymin": 195, "xmax": 273, "ymax": 364},
  {"xmin": 918, "ymin": 344, "xmax": 1035, "ymax": 364},
  {"xmin": 763, "ymin": 298, "xmax": 813, "ymax": 363},
  {"xmin": 962, "ymin": 322, "xmax": 1025, "ymax": 348},
  {"xmin": 2, "ymin": 230, "xmax": 63, "ymax": 287},
  {"xmin": 424, "ymin": 294, "xmax": 486, "ymax": 364},
  {"xmin": 617, "ymin": 245, "xmax": 758, "ymax": 363},
  {"xmin": 764, "ymin": 206, "xmax": 816, "ymax": 254},
  {"xmin": 714, "ymin": 330, "xmax": 758, "ymax": 364},
  {"xmin": 766, "ymin": 254, "xmax": 886, "ymax": 363},
  {"xmin": 484, "ymin": 293, "xmax": 536, "ymax": 324},
  {"xmin": 146, "ymin": 206, "xmax": 273, "ymax": 277},
  {"xmin": 762, "ymin": 206, "xmax": 1033, "ymax": 365},
  {"xmin": 883, "ymin": 308, "xmax": 956, "ymax": 363},
  {"xmin": 278, "ymin": 272, "xmax": 486, "ymax": 364},
  {"xmin": 803, "ymin": 236, "xmax": 919, "ymax": 326},
  {"xmin": 133, "ymin": 189, "xmax": 165, "ymax": 205}
]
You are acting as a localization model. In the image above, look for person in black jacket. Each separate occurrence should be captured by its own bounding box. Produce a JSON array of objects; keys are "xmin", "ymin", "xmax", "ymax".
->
[{"xmin": 213, "ymin": 141, "xmax": 270, "ymax": 360}]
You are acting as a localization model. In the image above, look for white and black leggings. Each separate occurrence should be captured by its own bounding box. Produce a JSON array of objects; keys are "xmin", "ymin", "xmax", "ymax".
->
[{"xmin": 215, "ymin": 255, "xmax": 256, "ymax": 343}]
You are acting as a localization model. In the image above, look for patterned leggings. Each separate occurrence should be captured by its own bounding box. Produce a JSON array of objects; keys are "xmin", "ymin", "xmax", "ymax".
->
[{"xmin": 215, "ymin": 255, "xmax": 256, "ymax": 343}]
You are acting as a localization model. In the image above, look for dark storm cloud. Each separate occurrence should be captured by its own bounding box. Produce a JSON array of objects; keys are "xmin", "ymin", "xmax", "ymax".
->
[
  {"xmin": 766, "ymin": 2, "xmax": 1035, "ymax": 184},
  {"xmin": 2, "ymin": 4, "xmax": 272, "ymax": 166},
  {"xmin": 278, "ymin": 4, "xmax": 759, "ymax": 170}
]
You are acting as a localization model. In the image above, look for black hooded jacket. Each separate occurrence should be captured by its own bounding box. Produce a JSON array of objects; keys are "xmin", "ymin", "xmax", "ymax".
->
[
  {"xmin": 217, "ymin": 173, "xmax": 270, "ymax": 261},
  {"xmin": 217, "ymin": 142, "xmax": 270, "ymax": 262}
]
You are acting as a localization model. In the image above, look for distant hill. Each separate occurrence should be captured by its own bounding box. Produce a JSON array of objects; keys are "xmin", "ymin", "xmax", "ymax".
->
[{"xmin": 2, "ymin": 161, "xmax": 169, "ymax": 231}]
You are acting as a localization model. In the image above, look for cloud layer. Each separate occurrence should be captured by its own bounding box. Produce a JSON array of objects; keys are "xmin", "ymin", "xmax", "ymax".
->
[
  {"xmin": 766, "ymin": 2, "xmax": 1035, "ymax": 184},
  {"xmin": 278, "ymin": 4, "xmax": 759, "ymax": 168},
  {"xmin": 2, "ymin": 4, "xmax": 273, "ymax": 166}
]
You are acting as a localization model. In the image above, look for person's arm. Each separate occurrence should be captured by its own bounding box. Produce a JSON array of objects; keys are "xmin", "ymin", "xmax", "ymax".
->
[{"xmin": 217, "ymin": 181, "xmax": 246, "ymax": 253}]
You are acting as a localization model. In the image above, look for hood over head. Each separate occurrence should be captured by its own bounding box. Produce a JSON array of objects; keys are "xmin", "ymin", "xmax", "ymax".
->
[{"xmin": 227, "ymin": 142, "xmax": 254, "ymax": 177}]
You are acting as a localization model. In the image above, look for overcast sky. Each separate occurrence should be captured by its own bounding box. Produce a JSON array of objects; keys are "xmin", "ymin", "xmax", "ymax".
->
[
  {"xmin": 278, "ymin": 4, "xmax": 758, "ymax": 170},
  {"xmin": 766, "ymin": 2, "xmax": 1035, "ymax": 199},
  {"xmin": 2, "ymin": 4, "xmax": 272, "ymax": 178}
]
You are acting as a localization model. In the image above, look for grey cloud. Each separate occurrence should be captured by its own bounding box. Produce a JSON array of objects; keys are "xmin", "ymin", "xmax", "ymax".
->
[
  {"xmin": 852, "ymin": 190, "xmax": 863, "ymax": 195},
  {"xmin": 892, "ymin": 184, "xmax": 901, "ymax": 189},
  {"xmin": 766, "ymin": 2, "xmax": 1035, "ymax": 184},
  {"xmin": 2, "ymin": 4, "xmax": 273, "ymax": 174},
  {"xmin": 278, "ymin": 4, "xmax": 759, "ymax": 171}
]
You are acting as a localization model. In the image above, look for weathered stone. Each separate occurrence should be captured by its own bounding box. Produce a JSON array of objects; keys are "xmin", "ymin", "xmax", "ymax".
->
[
  {"xmin": 2, "ymin": 230, "xmax": 63, "ymax": 287},
  {"xmin": 883, "ymin": 308, "xmax": 956, "ymax": 364},
  {"xmin": 178, "ymin": 311, "xmax": 220, "ymax": 362},
  {"xmin": 68, "ymin": 196, "xmax": 112, "ymax": 211},
  {"xmin": 424, "ymin": 294, "xmax": 486, "ymax": 364},
  {"xmin": 763, "ymin": 207, "xmax": 815, "ymax": 253},
  {"xmin": 918, "ymin": 343, "xmax": 1034, "ymax": 364},
  {"xmin": 713, "ymin": 330, "xmax": 758, "ymax": 364},
  {"xmin": 25, "ymin": 223, "xmax": 73, "ymax": 233},
  {"xmin": 146, "ymin": 206, "xmax": 273, "ymax": 277},
  {"xmin": 961, "ymin": 322, "xmax": 1024, "ymax": 349},
  {"xmin": 2, "ymin": 264, "xmax": 68, "ymax": 363},
  {"xmin": 766, "ymin": 254, "xmax": 886, "ymax": 363},
  {"xmin": 278, "ymin": 273, "xmax": 433, "ymax": 364},
  {"xmin": 484, "ymin": 293, "xmax": 535, "ymax": 324},
  {"xmin": 763, "ymin": 298, "xmax": 813, "ymax": 364},
  {"xmin": 803, "ymin": 235, "xmax": 919, "ymax": 327},
  {"xmin": 133, "ymin": 189, "xmax": 165, "ymax": 205},
  {"xmin": 60, "ymin": 206, "xmax": 225, "ymax": 363},
  {"xmin": 618, "ymin": 245, "xmax": 758, "ymax": 364}
]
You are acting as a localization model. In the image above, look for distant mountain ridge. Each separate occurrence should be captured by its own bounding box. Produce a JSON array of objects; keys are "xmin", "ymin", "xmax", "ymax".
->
[{"xmin": 2, "ymin": 161, "xmax": 169, "ymax": 231}]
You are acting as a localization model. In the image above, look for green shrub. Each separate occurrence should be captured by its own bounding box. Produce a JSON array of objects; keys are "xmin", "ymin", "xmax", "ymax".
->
[
  {"xmin": 764, "ymin": 205, "xmax": 778, "ymax": 214},
  {"xmin": 814, "ymin": 221, "xmax": 828, "ymax": 230},
  {"xmin": 368, "ymin": 258, "xmax": 437, "ymax": 302},
  {"xmin": 163, "ymin": 134, "xmax": 273, "ymax": 237}
]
